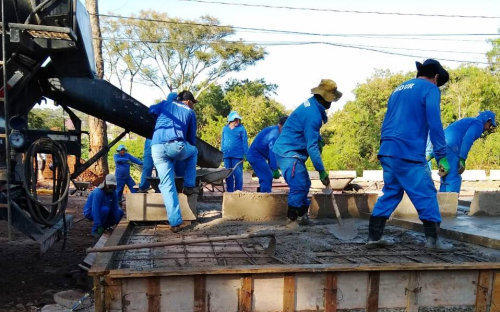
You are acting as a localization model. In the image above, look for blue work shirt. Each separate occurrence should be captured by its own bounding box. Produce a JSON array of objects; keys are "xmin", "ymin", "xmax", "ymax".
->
[
  {"xmin": 114, "ymin": 152, "xmax": 143, "ymax": 179},
  {"xmin": 445, "ymin": 117, "xmax": 484, "ymax": 159},
  {"xmin": 150, "ymin": 98, "xmax": 197, "ymax": 146},
  {"xmin": 248, "ymin": 125, "xmax": 281, "ymax": 170},
  {"xmin": 272, "ymin": 96, "xmax": 327, "ymax": 172},
  {"xmin": 378, "ymin": 78, "xmax": 446, "ymax": 162},
  {"xmin": 221, "ymin": 123, "xmax": 248, "ymax": 159},
  {"xmin": 83, "ymin": 188, "xmax": 119, "ymax": 227}
]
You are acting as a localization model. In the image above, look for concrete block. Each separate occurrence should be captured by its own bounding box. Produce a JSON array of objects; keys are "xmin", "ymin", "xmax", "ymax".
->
[
  {"xmin": 309, "ymin": 193, "xmax": 378, "ymax": 219},
  {"xmin": 222, "ymin": 191, "xmax": 288, "ymax": 221},
  {"xmin": 461, "ymin": 170, "xmax": 487, "ymax": 181},
  {"xmin": 329, "ymin": 170, "xmax": 357, "ymax": 179},
  {"xmin": 489, "ymin": 170, "xmax": 500, "ymax": 181},
  {"xmin": 392, "ymin": 192, "xmax": 458, "ymax": 218},
  {"xmin": 362, "ymin": 170, "xmax": 383, "ymax": 181},
  {"xmin": 126, "ymin": 193, "xmax": 197, "ymax": 221},
  {"xmin": 469, "ymin": 191, "xmax": 500, "ymax": 216}
]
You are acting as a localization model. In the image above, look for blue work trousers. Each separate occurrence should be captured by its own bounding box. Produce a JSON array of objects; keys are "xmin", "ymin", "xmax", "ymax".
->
[
  {"xmin": 151, "ymin": 141, "xmax": 198, "ymax": 227},
  {"xmin": 86, "ymin": 205, "xmax": 124, "ymax": 234},
  {"xmin": 276, "ymin": 155, "xmax": 311, "ymax": 208},
  {"xmin": 224, "ymin": 157, "xmax": 243, "ymax": 192},
  {"xmin": 439, "ymin": 148, "xmax": 461, "ymax": 193},
  {"xmin": 372, "ymin": 156, "xmax": 441, "ymax": 223},
  {"xmin": 247, "ymin": 153, "xmax": 272, "ymax": 193},
  {"xmin": 139, "ymin": 141, "xmax": 154, "ymax": 190},
  {"xmin": 117, "ymin": 176, "xmax": 136, "ymax": 201}
]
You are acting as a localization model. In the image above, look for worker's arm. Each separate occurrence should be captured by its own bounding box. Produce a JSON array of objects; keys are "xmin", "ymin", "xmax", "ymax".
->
[
  {"xmin": 221, "ymin": 127, "xmax": 226, "ymax": 153},
  {"xmin": 304, "ymin": 117, "xmax": 325, "ymax": 172},
  {"xmin": 425, "ymin": 88, "xmax": 447, "ymax": 161},
  {"xmin": 128, "ymin": 154, "xmax": 143, "ymax": 166},
  {"xmin": 186, "ymin": 111, "xmax": 197, "ymax": 146},
  {"xmin": 459, "ymin": 123, "xmax": 483, "ymax": 160},
  {"xmin": 268, "ymin": 139, "xmax": 278, "ymax": 170}
]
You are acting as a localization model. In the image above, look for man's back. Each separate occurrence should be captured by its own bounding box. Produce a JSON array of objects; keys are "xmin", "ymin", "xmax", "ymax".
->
[
  {"xmin": 152, "ymin": 100, "xmax": 196, "ymax": 145},
  {"xmin": 248, "ymin": 125, "xmax": 280, "ymax": 158}
]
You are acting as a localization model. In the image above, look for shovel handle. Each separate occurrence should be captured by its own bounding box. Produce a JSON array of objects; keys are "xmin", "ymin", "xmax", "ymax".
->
[{"xmin": 331, "ymin": 194, "xmax": 344, "ymax": 226}]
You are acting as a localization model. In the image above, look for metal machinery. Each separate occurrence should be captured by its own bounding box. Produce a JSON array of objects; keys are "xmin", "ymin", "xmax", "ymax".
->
[{"xmin": 0, "ymin": 0, "xmax": 222, "ymax": 253}]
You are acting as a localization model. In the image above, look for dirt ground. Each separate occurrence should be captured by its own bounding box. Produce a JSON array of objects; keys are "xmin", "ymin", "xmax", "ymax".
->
[{"xmin": 0, "ymin": 195, "xmax": 96, "ymax": 312}]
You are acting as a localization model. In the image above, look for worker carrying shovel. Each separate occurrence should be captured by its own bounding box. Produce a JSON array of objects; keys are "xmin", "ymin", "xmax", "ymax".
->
[
  {"xmin": 272, "ymin": 79, "xmax": 342, "ymax": 225},
  {"xmin": 367, "ymin": 59, "xmax": 452, "ymax": 250}
]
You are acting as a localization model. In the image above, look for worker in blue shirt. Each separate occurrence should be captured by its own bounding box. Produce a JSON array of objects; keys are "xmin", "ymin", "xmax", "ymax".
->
[
  {"xmin": 114, "ymin": 144, "xmax": 143, "ymax": 202},
  {"xmin": 150, "ymin": 91, "xmax": 198, "ymax": 232},
  {"xmin": 83, "ymin": 174, "xmax": 123, "ymax": 237},
  {"xmin": 437, "ymin": 111, "xmax": 496, "ymax": 192},
  {"xmin": 367, "ymin": 59, "xmax": 452, "ymax": 250},
  {"xmin": 272, "ymin": 79, "xmax": 342, "ymax": 224},
  {"xmin": 221, "ymin": 111, "xmax": 248, "ymax": 192},
  {"xmin": 247, "ymin": 116, "xmax": 288, "ymax": 193},
  {"xmin": 138, "ymin": 138, "xmax": 154, "ymax": 192}
]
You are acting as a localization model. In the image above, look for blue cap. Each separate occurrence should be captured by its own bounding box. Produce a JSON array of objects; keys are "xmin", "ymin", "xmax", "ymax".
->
[
  {"xmin": 477, "ymin": 110, "xmax": 497, "ymax": 127},
  {"xmin": 227, "ymin": 111, "xmax": 242, "ymax": 123},
  {"xmin": 116, "ymin": 144, "xmax": 127, "ymax": 152}
]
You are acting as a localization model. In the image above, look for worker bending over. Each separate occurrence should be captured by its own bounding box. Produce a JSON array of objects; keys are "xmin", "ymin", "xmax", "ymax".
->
[
  {"xmin": 247, "ymin": 116, "xmax": 288, "ymax": 192},
  {"xmin": 368, "ymin": 59, "xmax": 452, "ymax": 250},
  {"xmin": 83, "ymin": 174, "xmax": 123, "ymax": 237},
  {"xmin": 114, "ymin": 144, "xmax": 143, "ymax": 201},
  {"xmin": 221, "ymin": 111, "xmax": 248, "ymax": 192},
  {"xmin": 272, "ymin": 79, "xmax": 342, "ymax": 224},
  {"xmin": 150, "ymin": 91, "xmax": 198, "ymax": 232}
]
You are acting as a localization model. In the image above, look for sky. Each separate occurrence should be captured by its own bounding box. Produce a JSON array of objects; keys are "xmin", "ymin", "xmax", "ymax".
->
[{"xmin": 94, "ymin": 0, "xmax": 500, "ymax": 112}]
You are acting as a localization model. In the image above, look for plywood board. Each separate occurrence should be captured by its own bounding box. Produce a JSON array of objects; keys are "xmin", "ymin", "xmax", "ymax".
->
[
  {"xmin": 206, "ymin": 276, "xmax": 240, "ymax": 312},
  {"xmin": 417, "ymin": 271, "xmax": 477, "ymax": 307},
  {"xmin": 253, "ymin": 274, "xmax": 284, "ymax": 311},
  {"xmin": 309, "ymin": 193, "xmax": 377, "ymax": 219},
  {"xmin": 295, "ymin": 273, "xmax": 325, "ymax": 311},
  {"xmin": 126, "ymin": 193, "xmax": 197, "ymax": 221},
  {"xmin": 159, "ymin": 276, "xmax": 194, "ymax": 312},
  {"xmin": 222, "ymin": 192, "xmax": 288, "ymax": 221}
]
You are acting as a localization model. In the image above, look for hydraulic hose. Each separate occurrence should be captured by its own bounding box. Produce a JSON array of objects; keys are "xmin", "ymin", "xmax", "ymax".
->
[{"xmin": 23, "ymin": 137, "xmax": 69, "ymax": 226}]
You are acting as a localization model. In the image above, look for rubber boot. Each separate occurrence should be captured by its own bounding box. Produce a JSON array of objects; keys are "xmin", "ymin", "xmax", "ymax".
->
[
  {"xmin": 366, "ymin": 216, "xmax": 394, "ymax": 248},
  {"xmin": 297, "ymin": 205, "xmax": 311, "ymax": 225},
  {"xmin": 286, "ymin": 205, "xmax": 300, "ymax": 229},
  {"xmin": 422, "ymin": 220, "xmax": 453, "ymax": 250}
]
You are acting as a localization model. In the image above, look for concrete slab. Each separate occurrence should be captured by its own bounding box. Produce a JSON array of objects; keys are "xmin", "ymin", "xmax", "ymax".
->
[
  {"xmin": 362, "ymin": 170, "xmax": 383, "ymax": 181},
  {"xmin": 329, "ymin": 170, "xmax": 357, "ymax": 179},
  {"xmin": 393, "ymin": 192, "xmax": 458, "ymax": 218},
  {"xmin": 309, "ymin": 193, "xmax": 378, "ymax": 218},
  {"xmin": 489, "ymin": 170, "xmax": 500, "ymax": 181},
  {"xmin": 389, "ymin": 215, "xmax": 500, "ymax": 249},
  {"xmin": 125, "ymin": 193, "xmax": 197, "ymax": 221},
  {"xmin": 469, "ymin": 191, "xmax": 500, "ymax": 216},
  {"xmin": 462, "ymin": 170, "xmax": 487, "ymax": 181},
  {"xmin": 222, "ymin": 191, "xmax": 288, "ymax": 221}
]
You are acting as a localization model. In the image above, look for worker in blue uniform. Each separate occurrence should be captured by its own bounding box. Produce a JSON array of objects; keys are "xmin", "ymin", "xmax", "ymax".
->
[
  {"xmin": 138, "ymin": 138, "xmax": 154, "ymax": 192},
  {"xmin": 272, "ymin": 79, "xmax": 342, "ymax": 224},
  {"xmin": 437, "ymin": 111, "xmax": 497, "ymax": 192},
  {"xmin": 83, "ymin": 174, "xmax": 123, "ymax": 237},
  {"xmin": 367, "ymin": 59, "xmax": 452, "ymax": 250},
  {"xmin": 150, "ymin": 91, "xmax": 198, "ymax": 232},
  {"xmin": 247, "ymin": 116, "xmax": 288, "ymax": 193},
  {"xmin": 221, "ymin": 111, "xmax": 248, "ymax": 192},
  {"xmin": 114, "ymin": 144, "xmax": 143, "ymax": 202}
]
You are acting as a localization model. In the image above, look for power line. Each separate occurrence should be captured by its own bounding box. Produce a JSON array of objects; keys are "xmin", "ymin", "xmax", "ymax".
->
[{"xmin": 179, "ymin": 0, "xmax": 500, "ymax": 19}]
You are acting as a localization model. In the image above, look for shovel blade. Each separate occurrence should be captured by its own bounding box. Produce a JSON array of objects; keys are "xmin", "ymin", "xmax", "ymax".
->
[{"xmin": 327, "ymin": 219, "xmax": 358, "ymax": 240}]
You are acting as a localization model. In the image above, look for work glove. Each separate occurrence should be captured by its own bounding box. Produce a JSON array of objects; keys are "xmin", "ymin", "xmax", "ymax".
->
[
  {"xmin": 97, "ymin": 226, "xmax": 104, "ymax": 235},
  {"xmin": 318, "ymin": 137, "xmax": 325, "ymax": 154},
  {"xmin": 438, "ymin": 157, "xmax": 450, "ymax": 177},
  {"xmin": 458, "ymin": 158, "xmax": 466, "ymax": 174},
  {"xmin": 272, "ymin": 169, "xmax": 281, "ymax": 179},
  {"xmin": 319, "ymin": 170, "xmax": 330, "ymax": 186}
]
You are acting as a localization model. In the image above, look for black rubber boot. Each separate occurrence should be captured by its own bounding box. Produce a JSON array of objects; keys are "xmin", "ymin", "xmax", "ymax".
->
[
  {"xmin": 366, "ymin": 216, "xmax": 394, "ymax": 248},
  {"xmin": 183, "ymin": 186, "xmax": 199, "ymax": 196},
  {"xmin": 422, "ymin": 220, "xmax": 453, "ymax": 250},
  {"xmin": 297, "ymin": 205, "xmax": 310, "ymax": 225},
  {"xmin": 287, "ymin": 205, "xmax": 299, "ymax": 221}
]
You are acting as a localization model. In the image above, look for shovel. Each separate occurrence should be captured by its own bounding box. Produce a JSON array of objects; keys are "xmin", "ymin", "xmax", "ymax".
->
[{"xmin": 324, "ymin": 186, "xmax": 358, "ymax": 240}]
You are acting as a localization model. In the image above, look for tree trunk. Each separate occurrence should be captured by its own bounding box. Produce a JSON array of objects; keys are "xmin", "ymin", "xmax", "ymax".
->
[{"xmin": 86, "ymin": 0, "xmax": 109, "ymax": 179}]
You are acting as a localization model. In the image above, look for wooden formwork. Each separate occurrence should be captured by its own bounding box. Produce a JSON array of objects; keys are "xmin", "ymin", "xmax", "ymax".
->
[{"xmin": 89, "ymin": 221, "xmax": 500, "ymax": 312}]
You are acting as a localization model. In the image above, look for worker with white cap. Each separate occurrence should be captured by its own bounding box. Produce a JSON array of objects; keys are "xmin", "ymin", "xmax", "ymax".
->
[
  {"xmin": 221, "ymin": 110, "xmax": 248, "ymax": 192},
  {"xmin": 272, "ymin": 79, "xmax": 342, "ymax": 224},
  {"xmin": 114, "ymin": 144, "xmax": 143, "ymax": 202},
  {"xmin": 83, "ymin": 174, "xmax": 124, "ymax": 237}
]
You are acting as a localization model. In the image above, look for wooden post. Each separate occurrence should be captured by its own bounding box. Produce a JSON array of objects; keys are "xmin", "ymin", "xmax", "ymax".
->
[
  {"xmin": 194, "ymin": 275, "xmax": 206, "ymax": 312},
  {"xmin": 324, "ymin": 272, "xmax": 337, "ymax": 312},
  {"xmin": 475, "ymin": 270, "xmax": 492, "ymax": 312},
  {"xmin": 491, "ymin": 272, "xmax": 500, "ymax": 312},
  {"xmin": 104, "ymin": 276, "xmax": 122, "ymax": 311},
  {"xmin": 93, "ymin": 276, "xmax": 104, "ymax": 312},
  {"xmin": 283, "ymin": 273, "xmax": 295, "ymax": 312},
  {"xmin": 239, "ymin": 275, "xmax": 253, "ymax": 312},
  {"xmin": 366, "ymin": 272, "xmax": 380, "ymax": 312},
  {"xmin": 147, "ymin": 277, "xmax": 161, "ymax": 312},
  {"xmin": 406, "ymin": 272, "xmax": 420, "ymax": 312}
]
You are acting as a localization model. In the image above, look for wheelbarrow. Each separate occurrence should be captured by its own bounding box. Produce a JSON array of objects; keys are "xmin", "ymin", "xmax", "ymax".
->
[{"xmin": 196, "ymin": 159, "xmax": 244, "ymax": 192}]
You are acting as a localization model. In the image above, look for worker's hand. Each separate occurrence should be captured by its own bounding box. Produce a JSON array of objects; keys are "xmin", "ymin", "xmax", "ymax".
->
[
  {"xmin": 319, "ymin": 170, "xmax": 330, "ymax": 186},
  {"xmin": 97, "ymin": 226, "xmax": 104, "ymax": 235},
  {"xmin": 318, "ymin": 137, "xmax": 325, "ymax": 154},
  {"xmin": 272, "ymin": 169, "xmax": 281, "ymax": 179},
  {"xmin": 426, "ymin": 153, "xmax": 434, "ymax": 162},
  {"xmin": 458, "ymin": 158, "xmax": 466, "ymax": 174},
  {"xmin": 438, "ymin": 157, "xmax": 450, "ymax": 177}
]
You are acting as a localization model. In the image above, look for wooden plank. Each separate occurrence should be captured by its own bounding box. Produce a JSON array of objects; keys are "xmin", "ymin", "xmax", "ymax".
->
[
  {"xmin": 406, "ymin": 272, "xmax": 420, "ymax": 312},
  {"xmin": 147, "ymin": 277, "xmax": 161, "ymax": 312},
  {"xmin": 283, "ymin": 273, "xmax": 295, "ymax": 312},
  {"xmin": 104, "ymin": 276, "xmax": 122, "ymax": 311},
  {"xmin": 194, "ymin": 275, "xmax": 206, "ymax": 312},
  {"xmin": 324, "ymin": 272, "xmax": 337, "ymax": 312},
  {"xmin": 475, "ymin": 270, "xmax": 492, "ymax": 312},
  {"xmin": 491, "ymin": 272, "xmax": 500, "ymax": 312},
  {"xmin": 239, "ymin": 275, "xmax": 253, "ymax": 312},
  {"xmin": 366, "ymin": 272, "xmax": 380, "ymax": 312},
  {"xmin": 94, "ymin": 276, "xmax": 104, "ymax": 312}
]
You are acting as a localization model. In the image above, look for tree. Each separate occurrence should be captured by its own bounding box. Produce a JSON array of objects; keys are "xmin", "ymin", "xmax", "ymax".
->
[
  {"xmin": 86, "ymin": 0, "xmax": 109, "ymax": 179},
  {"xmin": 101, "ymin": 11, "xmax": 266, "ymax": 98},
  {"xmin": 486, "ymin": 35, "xmax": 500, "ymax": 72}
]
